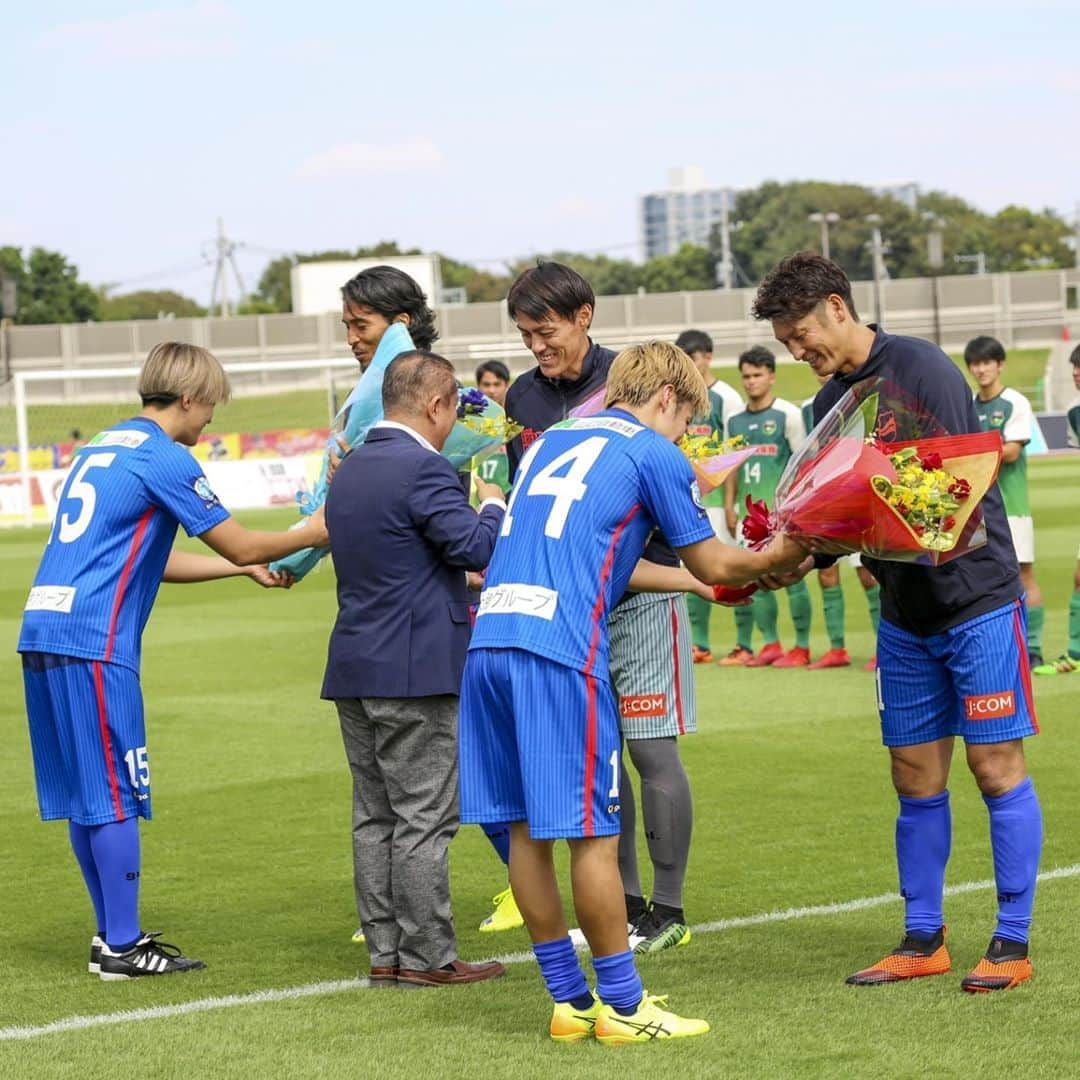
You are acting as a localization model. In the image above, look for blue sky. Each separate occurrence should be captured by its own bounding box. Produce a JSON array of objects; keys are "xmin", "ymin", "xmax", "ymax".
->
[{"xmin": 3, "ymin": 1, "xmax": 1078, "ymax": 304}]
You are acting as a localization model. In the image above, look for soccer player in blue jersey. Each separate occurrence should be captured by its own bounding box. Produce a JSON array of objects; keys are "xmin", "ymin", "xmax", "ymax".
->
[
  {"xmin": 459, "ymin": 341, "xmax": 808, "ymax": 1043},
  {"xmin": 18, "ymin": 342, "xmax": 329, "ymax": 981},
  {"xmin": 752, "ymin": 253, "xmax": 1042, "ymax": 993}
]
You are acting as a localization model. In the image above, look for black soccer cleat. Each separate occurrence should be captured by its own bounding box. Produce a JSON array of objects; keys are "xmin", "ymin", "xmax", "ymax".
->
[
  {"xmin": 89, "ymin": 934, "xmax": 104, "ymax": 975},
  {"xmin": 98, "ymin": 932, "xmax": 206, "ymax": 981}
]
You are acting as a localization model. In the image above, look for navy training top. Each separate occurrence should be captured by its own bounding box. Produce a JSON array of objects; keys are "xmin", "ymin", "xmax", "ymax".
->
[
  {"xmin": 505, "ymin": 341, "xmax": 679, "ymax": 569},
  {"xmin": 812, "ymin": 327, "xmax": 1021, "ymax": 636}
]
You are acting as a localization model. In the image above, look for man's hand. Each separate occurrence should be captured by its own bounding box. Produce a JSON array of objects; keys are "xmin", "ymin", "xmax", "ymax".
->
[
  {"xmin": 474, "ymin": 477, "xmax": 506, "ymax": 505},
  {"xmin": 246, "ymin": 565, "xmax": 294, "ymax": 588},
  {"xmin": 326, "ymin": 433, "xmax": 351, "ymax": 482},
  {"xmin": 725, "ymin": 507, "xmax": 739, "ymax": 536}
]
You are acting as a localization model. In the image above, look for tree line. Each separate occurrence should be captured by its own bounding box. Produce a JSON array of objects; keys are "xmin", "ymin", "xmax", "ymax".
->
[{"xmin": 2, "ymin": 181, "xmax": 1073, "ymax": 325}]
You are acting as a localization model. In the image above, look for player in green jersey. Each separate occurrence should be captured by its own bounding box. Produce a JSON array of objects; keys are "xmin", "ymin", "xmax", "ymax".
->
[
  {"xmin": 676, "ymin": 330, "xmax": 745, "ymax": 663},
  {"xmin": 473, "ymin": 360, "xmax": 513, "ymax": 494},
  {"xmin": 965, "ymin": 337, "xmax": 1044, "ymax": 665},
  {"xmin": 1033, "ymin": 344, "xmax": 1080, "ymax": 675},
  {"xmin": 801, "ymin": 372, "xmax": 881, "ymax": 671},
  {"xmin": 723, "ymin": 346, "xmax": 813, "ymax": 667}
]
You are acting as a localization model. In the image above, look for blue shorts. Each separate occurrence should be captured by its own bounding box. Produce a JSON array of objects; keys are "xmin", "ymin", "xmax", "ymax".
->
[
  {"xmin": 876, "ymin": 600, "xmax": 1038, "ymax": 747},
  {"xmin": 458, "ymin": 648, "xmax": 622, "ymax": 840},
  {"xmin": 22, "ymin": 653, "xmax": 151, "ymax": 826}
]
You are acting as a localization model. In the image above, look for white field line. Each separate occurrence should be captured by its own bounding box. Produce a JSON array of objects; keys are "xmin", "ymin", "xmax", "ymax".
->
[{"xmin": 3, "ymin": 862, "xmax": 1078, "ymax": 1044}]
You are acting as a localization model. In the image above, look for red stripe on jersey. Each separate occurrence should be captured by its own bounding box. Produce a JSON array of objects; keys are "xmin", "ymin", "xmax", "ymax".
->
[
  {"xmin": 1012, "ymin": 600, "xmax": 1038, "ymax": 733},
  {"xmin": 582, "ymin": 673, "xmax": 598, "ymax": 837},
  {"xmin": 582, "ymin": 504, "xmax": 641, "ymax": 677},
  {"xmin": 93, "ymin": 662, "xmax": 125, "ymax": 822},
  {"xmin": 104, "ymin": 508, "xmax": 154, "ymax": 662},
  {"xmin": 670, "ymin": 599, "xmax": 686, "ymax": 735}
]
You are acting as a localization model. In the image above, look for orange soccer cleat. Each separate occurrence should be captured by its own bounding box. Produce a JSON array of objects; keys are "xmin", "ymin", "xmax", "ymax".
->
[
  {"xmin": 772, "ymin": 646, "xmax": 811, "ymax": 668},
  {"xmin": 718, "ymin": 646, "xmax": 753, "ymax": 667},
  {"xmin": 808, "ymin": 647, "xmax": 851, "ymax": 669},
  {"xmin": 960, "ymin": 937, "xmax": 1032, "ymax": 992},
  {"xmin": 862, "ymin": 656, "xmax": 878, "ymax": 673},
  {"xmin": 744, "ymin": 642, "xmax": 785, "ymax": 668},
  {"xmin": 846, "ymin": 928, "xmax": 951, "ymax": 986},
  {"xmin": 691, "ymin": 646, "xmax": 714, "ymax": 664}
]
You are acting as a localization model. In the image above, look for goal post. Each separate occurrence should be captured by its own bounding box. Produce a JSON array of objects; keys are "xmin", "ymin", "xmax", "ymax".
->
[{"xmin": 5, "ymin": 358, "xmax": 358, "ymax": 528}]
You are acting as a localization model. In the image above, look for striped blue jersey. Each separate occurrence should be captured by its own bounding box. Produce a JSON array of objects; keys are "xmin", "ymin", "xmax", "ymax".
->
[
  {"xmin": 18, "ymin": 416, "xmax": 230, "ymax": 672},
  {"xmin": 471, "ymin": 409, "xmax": 714, "ymax": 678}
]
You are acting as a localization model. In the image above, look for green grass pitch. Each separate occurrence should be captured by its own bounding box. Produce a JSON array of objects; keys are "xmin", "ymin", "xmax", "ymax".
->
[{"xmin": 0, "ymin": 454, "xmax": 1077, "ymax": 1078}]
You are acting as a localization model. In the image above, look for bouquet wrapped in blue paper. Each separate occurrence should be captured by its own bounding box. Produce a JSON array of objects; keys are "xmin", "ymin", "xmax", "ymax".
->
[
  {"xmin": 270, "ymin": 322, "xmax": 416, "ymax": 581},
  {"xmin": 442, "ymin": 386, "xmax": 522, "ymax": 469}
]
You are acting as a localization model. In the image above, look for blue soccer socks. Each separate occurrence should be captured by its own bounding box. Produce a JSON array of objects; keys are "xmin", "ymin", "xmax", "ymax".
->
[
  {"xmin": 534, "ymin": 936, "xmax": 591, "ymax": 1007},
  {"xmin": 985, "ymin": 776, "xmax": 1042, "ymax": 944},
  {"xmin": 593, "ymin": 949, "xmax": 644, "ymax": 1015},
  {"xmin": 896, "ymin": 790, "xmax": 951, "ymax": 936},
  {"xmin": 88, "ymin": 817, "xmax": 142, "ymax": 950},
  {"xmin": 68, "ymin": 822, "xmax": 107, "ymax": 936}
]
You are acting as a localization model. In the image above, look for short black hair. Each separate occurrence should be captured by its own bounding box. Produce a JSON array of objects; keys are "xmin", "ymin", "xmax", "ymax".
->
[
  {"xmin": 675, "ymin": 329, "xmax": 713, "ymax": 356},
  {"xmin": 738, "ymin": 345, "xmax": 776, "ymax": 372},
  {"xmin": 382, "ymin": 350, "xmax": 456, "ymax": 415},
  {"xmin": 341, "ymin": 266, "xmax": 438, "ymax": 351},
  {"xmin": 964, "ymin": 335, "xmax": 1006, "ymax": 365},
  {"xmin": 475, "ymin": 359, "xmax": 511, "ymax": 384},
  {"xmin": 751, "ymin": 252, "xmax": 858, "ymax": 323},
  {"xmin": 506, "ymin": 261, "xmax": 595, "ymax": 323},
  {"xmin": 1071, "ymin": 344, "xmax": 1080, "ymax": 367}
]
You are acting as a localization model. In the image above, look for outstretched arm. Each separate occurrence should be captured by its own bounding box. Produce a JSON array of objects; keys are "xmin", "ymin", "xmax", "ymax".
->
[
  {"xmin": 163, "ymin": 550, "xmax": 293, "ymax": 588},
  {"xmin": 627, "ymin": 560, "xmax": 714, "ymax": 601},
  {"xmin": 197, "ymin": 504, "xmax": 328, "ymax": 566}
]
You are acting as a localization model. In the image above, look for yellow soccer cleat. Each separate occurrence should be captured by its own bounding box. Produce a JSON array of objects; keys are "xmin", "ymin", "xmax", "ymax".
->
[
  {"xmin": 478, "ymin": 886, "xmax": 524, "ymax": 933},
  {"xmin": 594, "ymin": 992, "xmax": 710, "ymax": 1045},
  {"xmin": 549, "ymin": 992, "xmax": 603, "ymax": 1043}
]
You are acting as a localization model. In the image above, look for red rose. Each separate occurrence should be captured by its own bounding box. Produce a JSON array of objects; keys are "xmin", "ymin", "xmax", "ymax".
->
[
  {"xmin": 913, "ymin": 524, "xmax": 926, "ymax": 536},
  {"xmin": 895, "ymin": 502, "xmax": 910, "ymax": 516},
  {"xmin": 919, "ymin": 451, "xmax": 943, "ymax": 470},
  {"xmin": 948, "ymin": 478, "xmax": 971, "ymax": 501},
  {"xmin": 943, "ymin": 516, "xmax": 956, "ymax": 530},
  {"xmin": 740, "ymin": 496, "xmax": 774, "ymax": 547}
]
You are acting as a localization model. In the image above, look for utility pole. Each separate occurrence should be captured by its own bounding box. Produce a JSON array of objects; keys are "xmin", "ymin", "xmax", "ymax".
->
[
  {"xmin": 206, "ymin": 218, "xmax": 247, "ymax": 317},
  {"xmin": 924, "ymin": 213, "xmax": 945, "ymax": 345},
  {"xmin": 716, "ymin": 190, "xmax": 733, "ymax": 289},
  {"xmin": 866, "ymin": 214, "xmax": 888, "ymax": 325},
  {"xmin": 809, "ymin": 211, "xmax": 839, "ymax": 260}
]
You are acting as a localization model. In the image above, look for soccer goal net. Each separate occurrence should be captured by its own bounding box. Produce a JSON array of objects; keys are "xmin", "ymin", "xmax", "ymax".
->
[{"xmin": 2, "ymin": 358, "xmax": 359, "ymax": 528}]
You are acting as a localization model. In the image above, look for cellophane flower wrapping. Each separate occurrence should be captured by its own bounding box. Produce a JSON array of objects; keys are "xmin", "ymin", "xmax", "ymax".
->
[
  {"xmin": 678, "ymin": 433, "xmax": 760, "ymax": 495},
  {"xmin": 442, "ymin": 387, "xmax": 522, "ymax": 469},
  {"xmin": 754, "ymin": 377, "xmax": 1002, "ymax": 565},
  {"xmin": 269, "ymin": 322, "xmax": 416, "ymax": 581}
]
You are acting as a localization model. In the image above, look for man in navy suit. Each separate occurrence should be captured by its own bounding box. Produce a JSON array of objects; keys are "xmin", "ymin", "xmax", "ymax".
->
[{"xmin": 322, "ymin": 350, "xmax": 507, "ymax": 988}]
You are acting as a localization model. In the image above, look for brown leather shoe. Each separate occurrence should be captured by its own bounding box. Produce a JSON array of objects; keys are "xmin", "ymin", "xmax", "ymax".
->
[
  {"xmin": 369, "ymin": 966, "xmax": 399, "ymax": 985},
  {"xmin": 397, "ymin": 958, "xmax": 506, "ymax": 987}
]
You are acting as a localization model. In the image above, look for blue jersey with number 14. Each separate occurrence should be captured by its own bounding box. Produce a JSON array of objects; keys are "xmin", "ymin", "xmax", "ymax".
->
[
  {"xmin": 18, "ymin": 416, "xmax": 230, "ymax": 673},
  {"xmin": 471, "ymin": 408, "xmax": 713, "ymax": 680}
]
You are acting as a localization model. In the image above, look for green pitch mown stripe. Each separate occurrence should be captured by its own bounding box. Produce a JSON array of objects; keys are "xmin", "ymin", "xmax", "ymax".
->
[{"xmin": 4, "ymin": 863, "xmax": 1078, "ymax": 1043}]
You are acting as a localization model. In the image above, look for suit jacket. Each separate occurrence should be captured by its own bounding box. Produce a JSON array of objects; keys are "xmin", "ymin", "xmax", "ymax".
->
[{"xmin": 321, "ymin": 425, "xmax": 504, "ymax": 699}]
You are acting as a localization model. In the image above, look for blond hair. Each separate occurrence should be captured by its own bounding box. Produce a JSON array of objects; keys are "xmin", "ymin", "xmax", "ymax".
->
[
  {"xmin": 604, "ymin": 341, "xmax": 708, "ymax": 416},
  {"xmin": 138, "ymin": 342, "xmax": 231, "ymax": 406}
]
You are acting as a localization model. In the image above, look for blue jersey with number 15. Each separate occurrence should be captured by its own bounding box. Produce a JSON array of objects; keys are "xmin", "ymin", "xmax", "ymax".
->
[
  {"xmin": 470, "ymin": 408, "xmax": 714, "ymax": 680},
  {"xmin": 17, "ymin": 416, "xmax": 231, "ymax": 673}
]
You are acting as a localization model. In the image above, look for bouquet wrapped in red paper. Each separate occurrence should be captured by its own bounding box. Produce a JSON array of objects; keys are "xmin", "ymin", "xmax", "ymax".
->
[{"xmin": 712, "ymin": 379, "xmax": 1003, "ymax": 603}]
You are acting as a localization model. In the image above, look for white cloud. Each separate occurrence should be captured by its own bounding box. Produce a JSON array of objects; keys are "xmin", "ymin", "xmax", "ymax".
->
[
  {"xmin": 297, "ymin": 138, "xmax": 445, "ymax": 179},
  {"xmin": 36, "ymin": 2, "xmax": 240, "ymax": 63}
]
